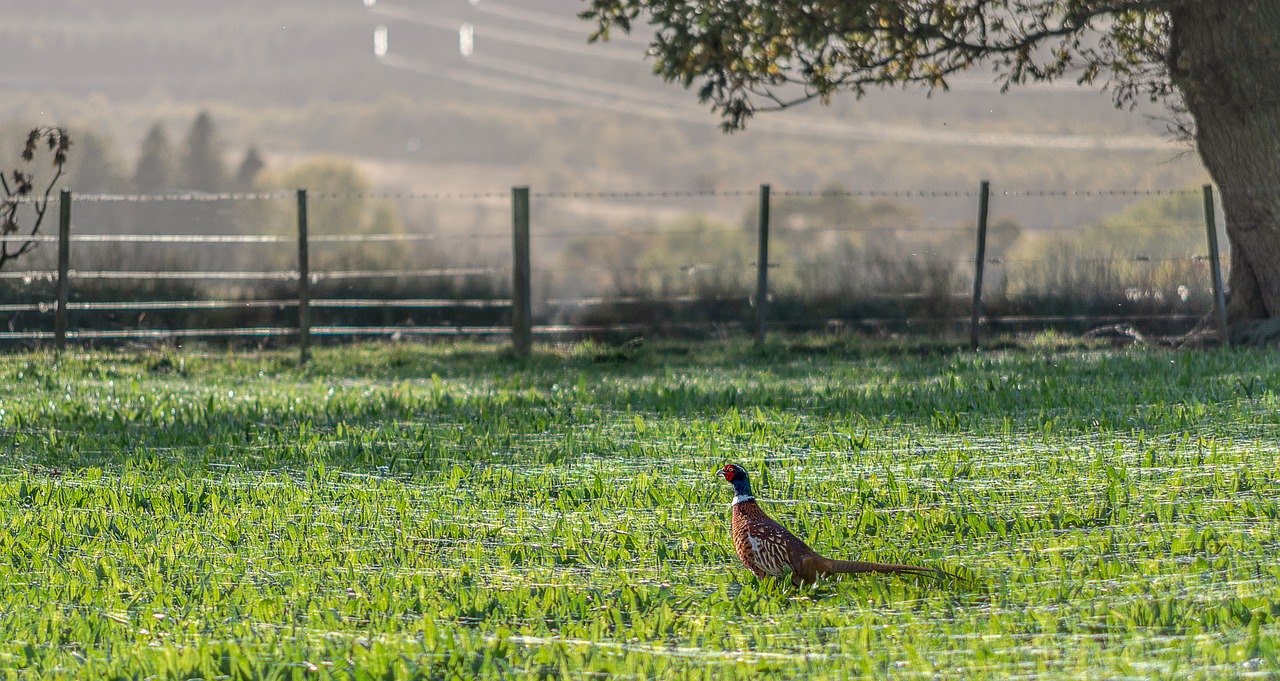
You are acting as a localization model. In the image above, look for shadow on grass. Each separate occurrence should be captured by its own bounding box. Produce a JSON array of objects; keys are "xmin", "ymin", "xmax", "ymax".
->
[{"xmin": 2, "ymin": 336, "xmax": 1276, "ymax": 472}]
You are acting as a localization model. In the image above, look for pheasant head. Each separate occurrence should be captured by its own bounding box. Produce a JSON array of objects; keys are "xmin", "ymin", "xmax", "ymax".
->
[{"xmin": 719, "ymin": 463, "xmax": 755, "ymax": 504}]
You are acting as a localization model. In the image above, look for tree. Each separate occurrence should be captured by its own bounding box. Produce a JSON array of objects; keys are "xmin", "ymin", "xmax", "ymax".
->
[
  {"xmin": 178, "ymin": 111, "xmax": 230, "ymax": 234},
  {"xmin": 131, "ymin": 123, "xmax": 186, "ymax": 235},
  {"xmin": 66, "ymin": 130, "xmax": 124, "ymax": 193},
  {"xmin": 0, "ymin": 128, "xmax": 71, "ymax": 270},
  {"xmin": 179, "ymin": 110, "xmax": 226, "ymax": 192},
  {"xmin": 133, "ymin": 123, "xmax": 173, "ymax": 194},
  {"xmin": 234, "ymin": 146, "xmax": 265, "ymax": 190},
  {"xmin": 580, "ymin": 1, "xmax": 1280, "ymax": 333},
  {"xmin": 256, "ymin": 157, "xmax": 407, "ymax": 271},
  {"xmin": 66, "ymin": 129, "xmax": 130, "ymax": 236}
]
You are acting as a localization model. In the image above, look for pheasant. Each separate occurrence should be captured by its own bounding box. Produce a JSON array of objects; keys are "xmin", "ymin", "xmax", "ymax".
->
[{"xmin": 719, "ymin": 463, "xmax": 951, "ymax": 584}]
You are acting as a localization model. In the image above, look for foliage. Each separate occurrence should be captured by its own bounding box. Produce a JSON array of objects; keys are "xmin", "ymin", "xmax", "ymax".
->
[
  {"xmin": 179, "ymin": 111, "xmax": 226, "ymax": 192},
  {"xmin": 0, "ymin": 127, "xmax": 70, "ymax": 270},
  {"xmin": 233, "ymin": 145, "xmax": 264, "ymax": 190},
  {"xmin": 64, "ymin": 130, "xmax": 124, "ymax": 194},
  {"xmin": 2, "ymin": 88, "xmax": 1208, "ymax": 224},
  {"xmin": 576, "ymin": 1, "xmax": 1280, "ymax": 325},
  {"xmin": 1, "ymin": 340, "xmax": 1280, "ymax": 678},
  {"xmin": 132, "ymin": 123, "xmax": 173, "ymax": 194},
  {"xmin": 633, "ymin": 215, "xmax": 753, "ymax": 295},
  {"xmin": 1089, "ymin": 190, "xmax": 1212, "ymax": 258},
  {"xmin": 255, "ymin": 156, "xmax": 408, "ymax": 272},
  {"xmin": 129, "ymin": 112, "xmax": 258, "ymax": 198},
  {"xmin": 759, "ymin": 190, "xmax": 955, "ymax": 295},
  {"xmin": 553, "ymin": 192, "xmax": 1001, "ymax": 328},
  {"xmin": 1002, "ymin": 189, "xmax": 1213, "ymax": 316},
  {"xmin": 581, "ymin": 1, "xmax": 1175, "ymax": 132}
]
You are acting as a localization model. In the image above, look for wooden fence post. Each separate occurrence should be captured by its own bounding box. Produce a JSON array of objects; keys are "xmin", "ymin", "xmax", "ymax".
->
[
  {"xmin": 755, "ymin": 184, "xmax": 771, "ymax": 346},
  {"xmin": 55, "ymin": 189, "xmax": 71, "ymax": 354},
  {"xmin": 296, "ymin": 189, "xmax": 311, "ymax": 364},
  {"xmin": 969, "ymin": 180, "xmax": 991, "ymax": 350},
  {"xmin": 511, "ymin": 186, "xmax": 532, "ymax": 357},
  {"xmin": 1203, "ymin": 184, "xmax": 1229, "ymax": 345}
]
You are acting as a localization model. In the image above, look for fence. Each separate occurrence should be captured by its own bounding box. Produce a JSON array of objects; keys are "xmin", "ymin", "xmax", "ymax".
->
[{"xmin": 0, "ymin": 182, "xmax": 1230, "ymax": 361}]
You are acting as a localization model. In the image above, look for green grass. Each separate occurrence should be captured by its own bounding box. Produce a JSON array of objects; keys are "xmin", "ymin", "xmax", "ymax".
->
[{"xmin": 2, "ymin": 337, "xmax": 1280, "ymax": 679}]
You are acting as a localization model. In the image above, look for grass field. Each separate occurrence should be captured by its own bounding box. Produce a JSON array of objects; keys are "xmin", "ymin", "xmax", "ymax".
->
[{"xmin": 2, "ymin": 337, "xmax": 1280, "ymax": 680}]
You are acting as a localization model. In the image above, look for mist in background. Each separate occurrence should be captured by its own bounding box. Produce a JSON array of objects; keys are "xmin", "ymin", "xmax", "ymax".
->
[{"xmin": 0, "ymin": 0, "xmax": 1221, "ymax": 340}]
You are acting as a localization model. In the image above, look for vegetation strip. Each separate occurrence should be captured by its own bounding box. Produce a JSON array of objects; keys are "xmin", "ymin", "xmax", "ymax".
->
[{"xmin": 0, "ymin": 337, "xmax": 1278, "ymax": 679}]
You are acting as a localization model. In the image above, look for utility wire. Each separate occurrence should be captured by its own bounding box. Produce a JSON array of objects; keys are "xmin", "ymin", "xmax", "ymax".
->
[
  {"xmin": 370, "ymin": 2, "xmax": 642, "ymax": 62},
  {"xmin": 369, "ymin": 3, "xmax": 1174, "ymax": 151},
  {"xmin": 376, "ymin": 48, "xmax": 1172, "ymax": 150}
]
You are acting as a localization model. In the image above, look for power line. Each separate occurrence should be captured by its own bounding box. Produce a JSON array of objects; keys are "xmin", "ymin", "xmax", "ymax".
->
[
  {"xmin": 380, "ymin": 52, "xmax": 714, "ymax": 125},
  {"xmin": 369, "ymin": 2, "xmax": 642, "ymax": 62},
  {"xmin": 367, "ymin": 2, "xmax": 1175, "ymax": 151},
  {"xmin": 471, "ymin": 0, "xmax": 652, "ymax": 47},
  {"xmin": 381, "ymin": 49, "xmax": 1173, "ymax": 151},
  {"xmin": 467, "ymin": 53, "xmax": 690, "ymax": 109}
]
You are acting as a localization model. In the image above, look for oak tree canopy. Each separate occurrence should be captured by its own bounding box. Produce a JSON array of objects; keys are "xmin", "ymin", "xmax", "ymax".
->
[{"xmin": 581, "ymin": 1, "xmax": 1280, "ymax": 335}]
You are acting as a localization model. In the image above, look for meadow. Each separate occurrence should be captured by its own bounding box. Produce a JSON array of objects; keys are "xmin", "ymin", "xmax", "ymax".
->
[{"xmin": 2, "ymin": 336, "xmax": 1279, "ymax": 680}]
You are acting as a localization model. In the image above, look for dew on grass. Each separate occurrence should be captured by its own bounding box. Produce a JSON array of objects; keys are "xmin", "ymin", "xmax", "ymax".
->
[{"xmin": 3, "ymin": 342, "xmax": 1280, "ymax": 678}]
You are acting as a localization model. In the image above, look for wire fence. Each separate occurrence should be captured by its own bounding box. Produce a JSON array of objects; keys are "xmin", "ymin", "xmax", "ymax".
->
[{"xmin": 0, "ymin": 183, "xmax": 1229, "ymax": 356}]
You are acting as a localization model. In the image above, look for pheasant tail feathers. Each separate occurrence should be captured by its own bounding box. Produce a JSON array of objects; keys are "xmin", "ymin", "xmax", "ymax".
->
[{"xmin": 816, "ymin": 558, "xmax": 951, "ymax": 579}]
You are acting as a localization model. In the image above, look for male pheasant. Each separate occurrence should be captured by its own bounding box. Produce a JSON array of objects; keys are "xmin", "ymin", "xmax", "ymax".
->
[{"xmin": 719, "ymin": 463, "xmax": 950, "ymax": 584}]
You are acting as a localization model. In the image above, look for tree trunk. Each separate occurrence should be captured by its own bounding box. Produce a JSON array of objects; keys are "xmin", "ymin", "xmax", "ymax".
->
[{"xmin": 1169, "ymin": 1, "xmax": 1280, "ymax": 327}]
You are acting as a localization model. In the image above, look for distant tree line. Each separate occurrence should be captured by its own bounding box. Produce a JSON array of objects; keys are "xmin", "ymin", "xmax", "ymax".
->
[
  {"xmin": 66, "ymin": 110, "xmax": 263, "ymax": 197},
  {"xmin": 0, "ymin": 106, "xmax": 1218, "ymax": 342}
]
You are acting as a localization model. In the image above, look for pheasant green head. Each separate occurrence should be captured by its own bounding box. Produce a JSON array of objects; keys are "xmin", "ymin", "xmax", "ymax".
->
[{"xmin": 719, "ymin": 463, "xmax": 754, "ymax": 503}]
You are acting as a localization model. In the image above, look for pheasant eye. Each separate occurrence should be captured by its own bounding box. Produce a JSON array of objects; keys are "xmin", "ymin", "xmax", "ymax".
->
[{"xmin": 723, "ymin": 466, "xmax": 734, "ymax": 481}]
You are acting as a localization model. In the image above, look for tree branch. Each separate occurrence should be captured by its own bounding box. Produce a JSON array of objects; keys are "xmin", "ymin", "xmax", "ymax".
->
[
  {"xmin": 0, "ymin": 127, "xmax": 70, "ymax": 270},
  {"xmin": 582, "ymin": 0, "xmax": 1177, "ymax": 131}
]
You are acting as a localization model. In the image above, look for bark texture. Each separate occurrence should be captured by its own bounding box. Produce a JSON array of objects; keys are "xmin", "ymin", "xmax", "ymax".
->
[{"xmin": 1169, "ymin": 0, "xmax": 1280, "ymax": 324}]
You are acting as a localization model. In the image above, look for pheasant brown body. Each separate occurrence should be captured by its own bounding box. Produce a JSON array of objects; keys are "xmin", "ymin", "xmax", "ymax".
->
[{"xmin": 721, "ymin": 463, "xmax": 948, "ymax": 584}]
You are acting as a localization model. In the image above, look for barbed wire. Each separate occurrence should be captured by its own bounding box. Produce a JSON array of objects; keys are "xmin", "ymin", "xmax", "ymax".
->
[
  {"xmin": 533, "ymin": 264, "xmax": 729, "ymax": 276},
  {"xmin": 0, "ymin": 327, "xmax": 296, "ymax": 341},
  {"xmin": 0, "ymin": 255, "xmax": 1215, "ymax": 288},
  {"xmin": 771, "ymin": 189, "xmax": 972, "ymax": 199},
  {"xmin": 70, "ymin": 299, "xmax": 292, "ymax": 312},
  {"xmin": 533, "ymin": 190, "xmax": 757, "ymax": 200},
  {"xmin": 17, "ymin": 185, "xmax": 1255, "ymax": 204},
  {"xmin": 315, "ymin": 266, "xmax": 499, "ymax": 281},
  {"xmin": 995, "ymin": 188, "xmax": 1203, "ymax": 198},
  {"xmin": 0, "ymin": 224, "xmax": 1216, "ymax": 248},
  {"xmin": 530, "ymin": 222, "xmax": 977, "ymax": 240},
  {"xmin": 0, "ymin": 232, "xmax": 509, "ymax": 245},
  {"xmin": 63, "ymin": 191, "xmax": 290, "ymax": 203},
  {"xmin": 7, "ymin": 190, "xmax": 517, "ymax": 204},
  {"xmin": 313, "ymin": 297, "xmax": 509, "ymax": 309},
  {"xmin": 994, "ymin": 255, "xmax": 1214, "ymax": 264},
  {"xmin": 0, "ymin": 222, "xmax": 1219, "ymax": 246},
  {"xmin": 0, "ymin": 312, "xmax": 1213, "ymax": 344},
  {"xmin": 68, "ymin": 234, "xmax": 291, "ymax": 244},
  {"xmin": 307, "ymin": 191, "xmax": 511, "ymax": 202},
  {"xmin": 769, "ymin": 254, "xmax": 1214, "ymax": 269},
  {"xmin": 308, "ymin": 232, "xmax": 506, "ymax": 243},
  {"xmin": 311, "ymin": 325, "xmax": 511, "ymax": 336},
  {"xmin": 545, "ymin": 294, "xmax": 745, "ymax": 307},
  {"xmin": 783, "ymin": 223, "xmax": 971, "ymax": 234},
  {"xmin": 531, "ymin": 225, "xmax": 748, "ymax": 240},
  {"xmin": 0, "ymin": 298, "xmax": 512, "ymax": 314},
  {"xmin": 69, "ymin": 270, "xmax": 298, "ymax": 281}
]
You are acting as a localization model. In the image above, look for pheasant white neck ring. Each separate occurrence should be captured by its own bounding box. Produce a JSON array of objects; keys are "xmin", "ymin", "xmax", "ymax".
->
[{"xmin": 732, "ymin": 493, "xmax": 755, "ymax": 506}]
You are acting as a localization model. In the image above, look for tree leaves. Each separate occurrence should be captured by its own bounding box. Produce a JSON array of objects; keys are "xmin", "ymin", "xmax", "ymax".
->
[
  {"xmin": 580, "ymin": 1, "xmax": 1176, "ymax": 131},
  {"xmin": 22, "ymin": 126, "xmax": 71, "ymax": 168},
  {"xmin": 1, "ymin": 127, "xmax": 72, "ymax": 269}
]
